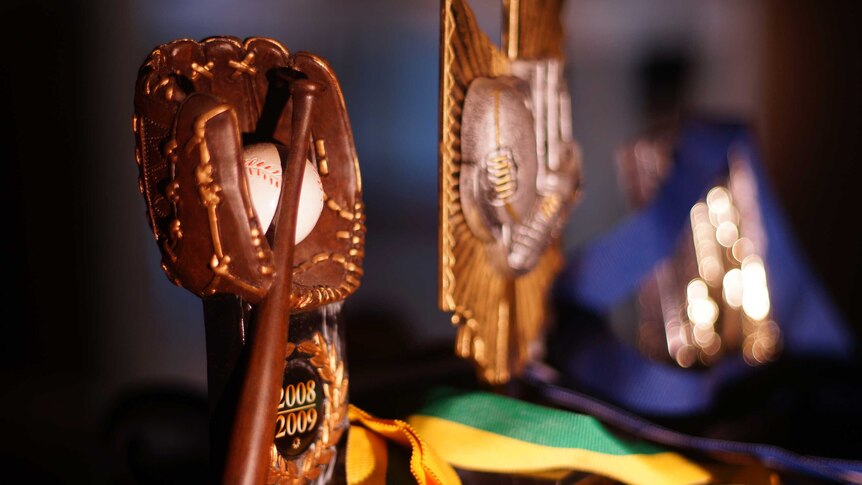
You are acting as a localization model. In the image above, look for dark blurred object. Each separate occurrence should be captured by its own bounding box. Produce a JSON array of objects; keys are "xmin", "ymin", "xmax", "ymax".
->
[
  {"xmin": 344, "ymin": 299, "xmax": 479, "ymax": 418},
  {"xmin": 763, "ymin": 0, "xmax": 862, "ymax": 339},
  {"xmin": 102, "ymin": 386, "xmax": 208, "ymax": 484},
  {"xmin": 456, "ymin": 470, "xmax": 617, "ymax": 484},
  {"xmin": 0, "ymin": 1, "xmax": 90, "ymax": 369},
  {"xmin": 637, "ymin": 50, "xmax": 692, "ymax": 127},
  {"xmin": 1, "ymin": 0, "xmax": 97, "ymax": 482}
]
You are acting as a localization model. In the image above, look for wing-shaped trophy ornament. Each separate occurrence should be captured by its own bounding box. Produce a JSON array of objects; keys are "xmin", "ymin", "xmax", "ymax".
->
[
  {"xmin": 133, "ymin": 37, "xmax": 363, "ymax": 484},
  {"xmin": 440, "ymin": 0, "xmax": 581, "ymax": 384}
]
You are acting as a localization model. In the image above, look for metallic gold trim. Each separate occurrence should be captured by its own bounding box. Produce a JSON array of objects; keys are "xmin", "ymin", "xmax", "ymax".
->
[
  {"xmin": 507, "ymin": 0, "xmax": 520, "ymax": 59},
  {"xmin": 184, "ymin": 105, "xmax": 269, "ymax": 301},
  {"xmin": 314, "ymin": 139, "xmax": 329, "ymax": 176},
  {"xmin": 229, "ymin": 52, "xmax": 258, "ymax": 79},
  {"xmin": 190, "ymin": 61, "xmax": 215, "ymax": 80}
]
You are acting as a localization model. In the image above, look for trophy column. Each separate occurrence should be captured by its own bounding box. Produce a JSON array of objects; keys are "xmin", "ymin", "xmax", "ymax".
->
[
  {"xmin": 133, "ymin": 37, "xmax": 364, "ymax": 484},
  {"xmin": 204, "ymin": 296, "xmax": 348, "ymax": 484}
]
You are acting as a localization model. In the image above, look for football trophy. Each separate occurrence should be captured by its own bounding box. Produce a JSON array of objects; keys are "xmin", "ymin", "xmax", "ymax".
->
[
  {"xmin": 133, "ymin": 37, "xmax": 363, "ymax": 484},
  {"xmin": 439, "ymin": 0, "xmax": 581, "ymax": 384}
]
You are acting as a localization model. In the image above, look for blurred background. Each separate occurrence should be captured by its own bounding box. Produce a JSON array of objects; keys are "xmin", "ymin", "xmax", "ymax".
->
[{"xmin": 2, "ymin": 0, "xmax": 859, "ymax": 481}]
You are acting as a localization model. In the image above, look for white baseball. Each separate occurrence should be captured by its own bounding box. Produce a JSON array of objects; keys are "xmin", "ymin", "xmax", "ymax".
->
[{"xmin": 242, "ymin": 143, "xmax": 324, "ymax": 244}]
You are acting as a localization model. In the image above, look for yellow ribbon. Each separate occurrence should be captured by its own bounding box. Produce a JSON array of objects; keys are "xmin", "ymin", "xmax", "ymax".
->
[
  {"xmin": 347, "ymin": 405, "xmax": 462, "ymax": 485},
  {"xmin": 407, "ymin": 414, "xmax": 708, "ymax": 485}
]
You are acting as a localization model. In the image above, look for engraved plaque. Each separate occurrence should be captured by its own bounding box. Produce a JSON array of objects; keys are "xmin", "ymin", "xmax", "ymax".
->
[{"xmin": 274, "ymin": 362, "xmax": 322, "ymax": 457}]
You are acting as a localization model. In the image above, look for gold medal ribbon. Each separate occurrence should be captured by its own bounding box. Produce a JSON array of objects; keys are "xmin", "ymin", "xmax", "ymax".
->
[{"xmin": 347, "ymin": 405, "xmax": 462, "ymax": 485}]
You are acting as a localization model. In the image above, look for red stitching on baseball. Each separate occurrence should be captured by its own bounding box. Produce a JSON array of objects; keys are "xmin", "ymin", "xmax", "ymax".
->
[{"xmin": 245, "ymin": 157, "xmax": 282, "ymax": 189}]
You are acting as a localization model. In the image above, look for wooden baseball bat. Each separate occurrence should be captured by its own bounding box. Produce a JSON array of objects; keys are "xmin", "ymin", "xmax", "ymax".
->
[{"xmin": 222, "ymin": 78, "xmax": 324, "ymax": 485}]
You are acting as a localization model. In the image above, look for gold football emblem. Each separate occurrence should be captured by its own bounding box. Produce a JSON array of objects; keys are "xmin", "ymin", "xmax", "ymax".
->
[{"xmin": 439, "ymin": 0, "xmax": 581, "ymax": 384}]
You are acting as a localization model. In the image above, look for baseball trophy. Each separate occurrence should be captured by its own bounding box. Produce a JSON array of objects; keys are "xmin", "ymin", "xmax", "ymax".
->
[
  {"xmin": 439, "ymin": 0, "xmax": 581, "ymax": 384},
  {"xmin": 132, "ymin": 37, "xmax": 363, "ymax": 484}
]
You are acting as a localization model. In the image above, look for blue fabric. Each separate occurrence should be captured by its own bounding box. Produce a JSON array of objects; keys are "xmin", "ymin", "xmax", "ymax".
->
[
  {"xmin": 563, "ymin": 120, "xmax": 743, "ymax": 311},
  {"xmin": 552, "ymin": 120, "xmax": 854, "ymax": 415},
  {"xmin": 535, "ymin": 119, "xmax": 861, "ymax": 481}
]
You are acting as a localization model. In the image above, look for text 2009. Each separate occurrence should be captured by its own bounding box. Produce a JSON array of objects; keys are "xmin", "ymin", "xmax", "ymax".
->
[{"xmin": 275, "ymin": 380, "xmax": 318, "ymax": 438}]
